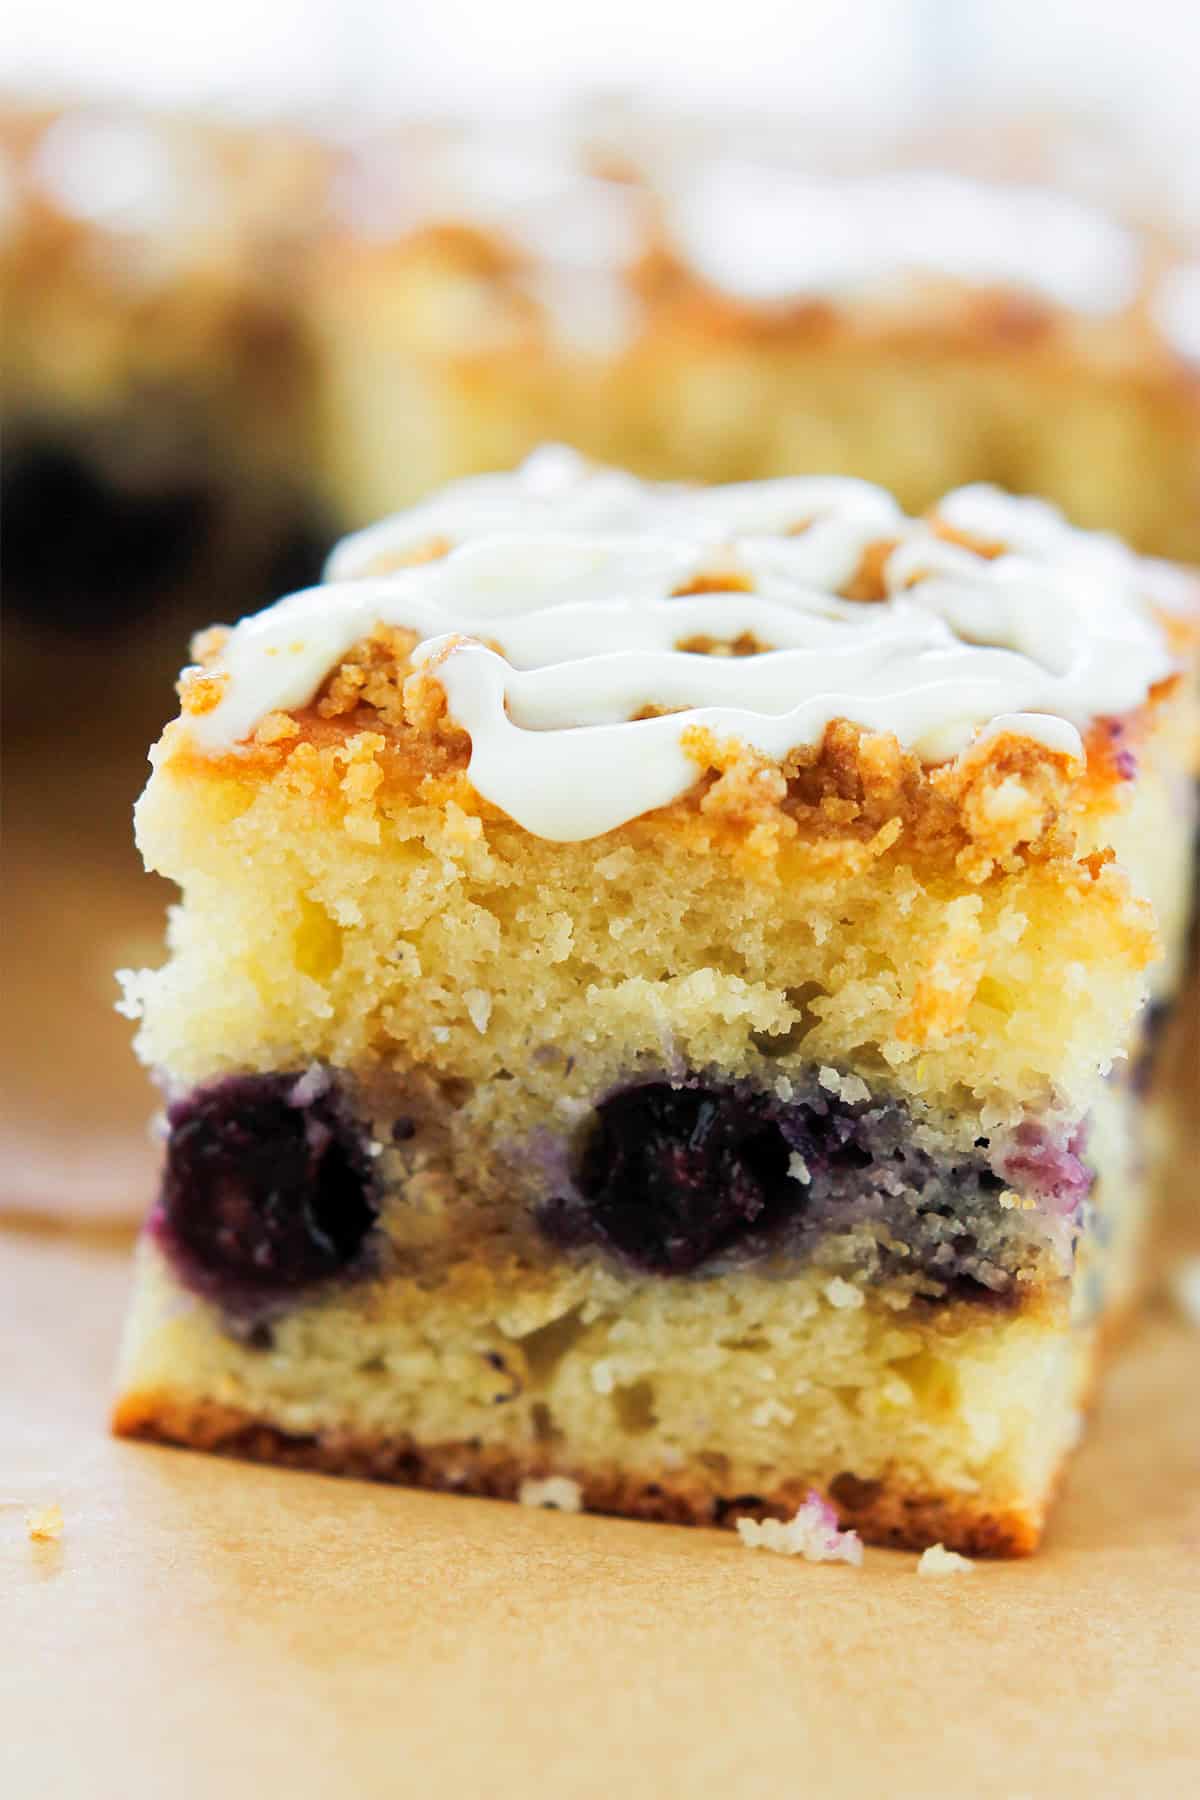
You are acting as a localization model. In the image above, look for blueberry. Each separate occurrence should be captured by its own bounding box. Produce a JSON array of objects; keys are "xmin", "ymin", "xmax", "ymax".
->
[
  {"xmin": 542, "ymin": 1082, "xmax": 797, "ymax": 1274},
  {"xmin": 535, "ymin": 1073, "xmax": 1062, "ymax": 1291},
  {"xmin": 155, "ymin": 1073, "xmax": 379, "ymax": 1313}
]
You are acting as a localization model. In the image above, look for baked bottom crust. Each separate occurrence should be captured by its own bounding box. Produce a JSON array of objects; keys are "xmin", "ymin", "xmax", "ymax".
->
[
  {"xmin": 117, "ymin": 1198, "xmax": 1162, "ymax": 1558},
  {"xmin": 112, "ymin": 1390, "xmax": 1055, "ymax": 1556},
  {"xmin": 113, "ymin": 1231, "xmax": 1121, "ymax": 1557}
]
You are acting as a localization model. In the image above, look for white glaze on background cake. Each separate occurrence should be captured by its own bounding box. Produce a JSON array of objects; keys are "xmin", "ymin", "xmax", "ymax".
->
[
  {"xmin": 26, "ymin": 111, "xmax": 227, "ymax": 284},
  {"xmin": 184, "ymin": 448, "xmax": 1175, "ymax": 842},
  {"xmin": 663, "ymin": 160, "xmax": 1144, "ymax": 315},
  {"xmin": 331, "ymin": 131, "xmax": 1148, "ymax": 323}
]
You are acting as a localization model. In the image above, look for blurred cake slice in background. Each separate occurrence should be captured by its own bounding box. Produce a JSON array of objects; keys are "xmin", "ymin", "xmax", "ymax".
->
[
  {"xmin": 5, "ymin": 98, "xmax": 1200, "ymax": 610},
  {"xmin": 308, "ymin": 112, "xmax": 1200, "ymax": 559},
  {"xmin": 1, "ymin": 102, "xmax": 333, "ymax": 688}
]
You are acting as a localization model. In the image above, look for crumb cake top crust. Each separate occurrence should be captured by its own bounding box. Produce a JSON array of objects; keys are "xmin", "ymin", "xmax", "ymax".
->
[
  {"xmin": 177, "ymin": 447, "xmax": 1184, "ymax": 842},
  {"xmin": 4, "ymin": 102, "xmax": 1199, "ymax": 382},
  {"xmin": 314, "ymin": 120, "xmax": 1200, "ymax": 381}
]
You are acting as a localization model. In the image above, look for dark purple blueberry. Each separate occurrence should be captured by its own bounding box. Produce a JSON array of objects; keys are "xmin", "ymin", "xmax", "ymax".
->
[
  {"xmin": 534, "ymin": 1073, "xmax": 1073, "ymax": 1293},
  {"xmin": 543, "ymin": 1082, "xmax": 798, "ymax": 1274},
  {"xmin": 154, "ymin": 1072, "xmax": 379, "ymax": 1314}
]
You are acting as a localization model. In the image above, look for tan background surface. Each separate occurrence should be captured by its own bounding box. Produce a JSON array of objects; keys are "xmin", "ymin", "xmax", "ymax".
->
[
  {"xmin": 3, "ymin": 1215, "xmax": 1198, "ymax": 1800},
  {"xmin": 2, "ymin": 691, "xmax": 170, "ymax": 1227}
]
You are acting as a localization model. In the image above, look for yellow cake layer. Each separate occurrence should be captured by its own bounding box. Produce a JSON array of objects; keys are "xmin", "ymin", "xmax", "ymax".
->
[
  {"xmin": 115, "ymin": 1239, "xmax": 1089, "ymax": 1555},
  {"xmin": 311, "ymin": 317, "xmax": 1200, "ymax": 564},
  {"xmin": 123, "ymin": 686, "xmax": 1191, "ymax": 1139}
]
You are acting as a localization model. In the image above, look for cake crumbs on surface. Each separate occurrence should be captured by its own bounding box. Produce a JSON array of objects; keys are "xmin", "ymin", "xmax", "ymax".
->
[
  {"xmin": 26, "ymin": 1503, "xmax": 64, "ymax": 1542},
  {"xmin": 736, "ymin": 1492, "xmax": 863, "ymax": 1565},
  {"xmin": 1167, "ymin": 1258, "xmax": 1200, "ymax": 1326},
  {"xmin": 917, "ymin": 1542, "xmax": 975, "ymax": 1576},
  {"xmin": 517, "ymin": 1476, "xmax": 584, "ymax": 1513}
]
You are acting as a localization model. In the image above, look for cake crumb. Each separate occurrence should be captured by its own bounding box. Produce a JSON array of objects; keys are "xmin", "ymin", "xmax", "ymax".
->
[
  {"xmin": 917, "ymin": 1542, "xmax": 974, "ymax": 1576},
  {"xmin": 518, "ymin": 1476, "xmax": 583, "ymax": 1513},
  {"xmin": 751, "ymin": 1398, "xmax": 796, "ymax": 1428},
  {"xmin": 824, "ymin": 1276, "xmax": 864, "ymax": 1310},
  {"xmin": 590, "ymin": 1361, "xmax": 616, "ymax": 1395},
  {"xmin": 736, "ymin": 1491, "xmax": 863, "ymax": 1565},
  {"xmin": 1168, "ymin": 1258, "xmax": 1200, "ymax": 1325},
  {"xmin": 464, "ymin": 988, "xmax": 492, "ymax": 1033},
  {"xmin": 288, "ymin": 1064, "xmax": 332, "ymax": 1107},
  {"xmin": 26, "ymin": 1503, "xmax": 64, "ymax": 1542},
  {"xmin": 817, "ymin": 1067, "xmax": 871, "ymax": 1105}
]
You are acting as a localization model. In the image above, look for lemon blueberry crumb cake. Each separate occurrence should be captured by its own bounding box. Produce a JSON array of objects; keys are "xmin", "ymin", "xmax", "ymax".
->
[{"xmin": 112, "ymin": 448, "xmax": 1199, "ymax": 1554}]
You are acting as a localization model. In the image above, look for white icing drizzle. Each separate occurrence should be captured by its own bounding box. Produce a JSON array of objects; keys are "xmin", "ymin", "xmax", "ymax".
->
[
  {"xmin": 187, "ymin": 447, "xmax": 1175, "ymax": 842},
  {"xmin": 665, "ymin": 161, "xmax": 1143, "ymax": 316}
]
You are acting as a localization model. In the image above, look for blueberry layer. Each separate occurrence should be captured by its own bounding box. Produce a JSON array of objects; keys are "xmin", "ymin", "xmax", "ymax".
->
[
  {"xmin": 3, "ymin": 432, "xmax": 336, "ymax": 639},
  {"xmin": 537, "ymin": 1075, "xmax": 1090, "ymax": 1293},
  {"xmin": 153, "ymin": 1071, "xmax": 380, "ymax": 1322},
  {"xmin": 153, "ymin": 1064, "xmax": 1092, "ymax": 1325},
  {"xmin": 3, "ymin": 435, "xmax": 216, "ymax": 634}
]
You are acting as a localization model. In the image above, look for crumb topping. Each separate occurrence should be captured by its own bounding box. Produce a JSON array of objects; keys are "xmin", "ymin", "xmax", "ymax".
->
[{"xmin": 170, "ymin": 451, "xmax": 1188, "ymax": 859}]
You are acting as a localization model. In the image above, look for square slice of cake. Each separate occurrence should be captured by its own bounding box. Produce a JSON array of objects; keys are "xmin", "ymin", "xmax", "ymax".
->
[{"xmin": 113, "ymin": 448, "xmax": 1199, "ymax": 1554}]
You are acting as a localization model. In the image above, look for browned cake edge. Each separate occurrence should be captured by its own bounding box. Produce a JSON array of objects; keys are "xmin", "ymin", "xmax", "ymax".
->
[{"xmin": 113, "ymin": 1389, "xmax": 1053, "ymax": 1556}]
